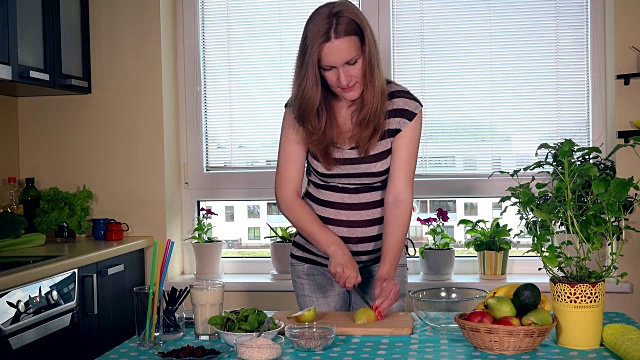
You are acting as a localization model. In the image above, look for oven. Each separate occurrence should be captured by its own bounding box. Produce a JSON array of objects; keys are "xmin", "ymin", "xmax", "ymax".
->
[{"xmin": 0, "ymin": 268, "xmax": 79, "ymax": 356}]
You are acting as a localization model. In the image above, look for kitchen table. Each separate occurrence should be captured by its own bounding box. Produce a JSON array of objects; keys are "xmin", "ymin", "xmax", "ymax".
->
[{"xmin": 100, "ymin": 312, "xmax": 638, "ymax": 359}]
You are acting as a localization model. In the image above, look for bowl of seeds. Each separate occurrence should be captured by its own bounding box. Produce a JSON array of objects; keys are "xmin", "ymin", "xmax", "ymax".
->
[
  {"xmin": 234, "ymin": 334, "xmax": 285, "ymax": 360},
  {"xmin": 285, "ymin": 322, "xmax": 336, "ymax": 352}
]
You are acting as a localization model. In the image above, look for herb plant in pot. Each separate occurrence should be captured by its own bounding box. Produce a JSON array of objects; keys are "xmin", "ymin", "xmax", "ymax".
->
[
  {"xmin": 264, "ymin": 223, "xmax": 295, "ymax": 278},
  {"xmin": 496, "ymin": 138, "xmax": 640, "ymax": 349},
  {"xmin": 34, "ymin": 185, "xmax": 94, "ymax": 240},
  {"xmin": 189, "ymin": 207, "xmax": 223, "ymax": 280},
  {"xmin": 457, "ymin": 218, "xmax": 515, "ymax": 279},
  {"xmin": 417, "ymin": 208, "xmax": 456, "ymax": 280}
]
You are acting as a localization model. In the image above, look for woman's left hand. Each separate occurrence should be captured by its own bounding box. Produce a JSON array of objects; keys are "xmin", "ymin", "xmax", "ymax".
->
[{"xmin": 372, "ymin": 276, "xmax": 400, "ymax": 320}]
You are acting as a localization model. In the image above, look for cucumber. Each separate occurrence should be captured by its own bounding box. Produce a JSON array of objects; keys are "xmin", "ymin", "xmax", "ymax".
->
[{"xmin": 0, "ymin": 233, "xmax": 47, "ymax": 252}]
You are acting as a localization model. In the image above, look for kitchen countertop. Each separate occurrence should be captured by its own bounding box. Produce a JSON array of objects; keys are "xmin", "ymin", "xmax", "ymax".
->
[{"xmin": 0, "ymin": 236, "xmax": 154, "ymax": 291}]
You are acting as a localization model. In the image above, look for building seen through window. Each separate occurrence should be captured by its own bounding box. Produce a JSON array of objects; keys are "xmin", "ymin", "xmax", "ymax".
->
[{"xmin": 197, "ymin": 198, "xmax": 532, "ymax": 258}]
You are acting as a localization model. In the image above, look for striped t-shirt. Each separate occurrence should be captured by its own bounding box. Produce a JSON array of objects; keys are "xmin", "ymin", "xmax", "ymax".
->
[{"xmin": 290, "ymin": 80, "xmax": 422, "ymax": 268}]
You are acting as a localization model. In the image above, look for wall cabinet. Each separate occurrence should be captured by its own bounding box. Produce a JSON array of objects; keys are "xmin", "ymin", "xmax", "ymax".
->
[
  {"xmin": 0, "ymin": 0, "xmax": 91, "ymax": 97},
  {"xmin": 0, "ymin": 0, "xmax": 10, "ymax": 80}
]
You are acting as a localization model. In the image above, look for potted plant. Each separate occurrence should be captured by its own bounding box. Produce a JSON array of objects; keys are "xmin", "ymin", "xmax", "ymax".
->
[
  {"xmin": 496, "ymin": 137, "xmax": 640, "ymax": 349},
  {"xmin": 457, "ymin": 218, "xmax": 515, "ymax": 279},
  {"xmin": 417, "ymin": 208, "xmax": 456, "ymax": 280},
  {"xmin": 34, "ymin": 185, "xmax": 94, "ymax": 239},
  {"xmin": 264, "ymin": 223, "xmax": 296, "ymax": 277},
  {"xmin": 189, "ymin": 207, "xmax": 223, "ymax": 280}
]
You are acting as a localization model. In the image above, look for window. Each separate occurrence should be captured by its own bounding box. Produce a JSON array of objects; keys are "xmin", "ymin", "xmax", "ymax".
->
[
  {"xmin": 247, "ymin": 205, "xmax": 260, "ymax": 219},
  {"xmin": 179, "ymin": 1, "xmax": 608, "ymax": 267},
  {"xmin": 429, "ymin": 200, "xmax": 456, "ymax": 216},
  {"xmin": 408, "ymin": 225, "xmax": 423, "ymax": 238},
  {"xmin": 492, "ymin": 202, "xmax": 502, "ymax": 218},
  {"xmin": 248, "ymin": 227, "xmax": 261, "ymax": 240},
  {"xmin": 464, "ymin": 202, "xmax": 478, "ymax": 216},
  {"xmin": 390, "ymin": 0, "xmax": 601, "ymax": 181},
  {"xmin": 267, "ymin": 203, "xmax": 282, "ymax": 216},
  {"xmin": 225, "ymin": 206, "xmax": 234, "ymax": 222}
]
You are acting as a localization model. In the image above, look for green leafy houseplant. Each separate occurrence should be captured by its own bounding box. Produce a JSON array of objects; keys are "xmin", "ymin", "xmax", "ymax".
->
[
  {"xmin": 495, "ymin": 138, "xmax": 640, "ymax": 283},
  {"xmin": 189, "ymin": 207, "xmax": 220, "ymax": 243},
  {"xmin": 264, "ymin": 223, "xmax": 296, "ymax": 243},
  {"xmin": 35, "ymin": 186, "xmax": 94, "ymax": 235},
  {"xmin": 417, "ymin": 208, "xmax": 456, "ymax": 256},
  {"xmin": 457, "ymin": 218, "xmax": 515, "ymax": 252}
]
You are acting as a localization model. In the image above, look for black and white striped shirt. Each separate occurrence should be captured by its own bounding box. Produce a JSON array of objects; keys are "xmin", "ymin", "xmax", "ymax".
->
[{"xmin": 291, "ymin": 80, "xmax": 422, "ymax": 268}]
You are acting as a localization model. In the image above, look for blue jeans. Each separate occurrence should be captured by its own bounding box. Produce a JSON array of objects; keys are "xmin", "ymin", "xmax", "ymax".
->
[{"xmin": 291, "ymin": 257, "xmax": 408, "ymax": 312}]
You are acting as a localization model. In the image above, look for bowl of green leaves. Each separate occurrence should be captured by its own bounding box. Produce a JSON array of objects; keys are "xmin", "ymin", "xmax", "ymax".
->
[{"xmin": 207, "ymin": 308, "xmax": 283, "ymax": 347}]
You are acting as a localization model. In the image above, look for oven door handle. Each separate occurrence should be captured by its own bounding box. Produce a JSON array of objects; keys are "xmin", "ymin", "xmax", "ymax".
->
[
  {"xmin": 7, "ymin": 312, "xmax": 73, "ymax": 349},
  {"xmin": 81, "ymin": 273, "xmax": 98, "ymax": 315}
]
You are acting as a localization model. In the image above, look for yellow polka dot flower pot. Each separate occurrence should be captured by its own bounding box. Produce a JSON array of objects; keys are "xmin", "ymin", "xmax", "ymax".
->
[{"xmin": 550, "ymin": 280, "xmax": 605, "ymax": 350}]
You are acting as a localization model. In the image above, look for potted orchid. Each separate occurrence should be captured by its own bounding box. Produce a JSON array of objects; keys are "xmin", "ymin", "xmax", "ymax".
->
[
  {"xmin": 417, "ymin": 208, "xmax": 456, "ymax": 280},
  {"xmin": 189, "ymin": 207, "xmax": 220, "ymax": 243},
  {"xmin": 189, "ymin": 207, "xmax": 223, "ymax": 280}
]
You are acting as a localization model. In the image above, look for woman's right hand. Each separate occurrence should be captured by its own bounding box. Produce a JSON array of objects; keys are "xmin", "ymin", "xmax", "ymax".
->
[{"xmin": 328, "ymin": 249, "xmax": 361, "ymax": 289}]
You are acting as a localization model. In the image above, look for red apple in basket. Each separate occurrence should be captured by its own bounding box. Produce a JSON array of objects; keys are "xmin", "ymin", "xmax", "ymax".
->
[
  {"xmin": 464, "ymin": 310, "xmax": 495, "ymax": 324},
  {"xmin": 494, "ymin": 316, "xmax": 521, "ymax": 326}
]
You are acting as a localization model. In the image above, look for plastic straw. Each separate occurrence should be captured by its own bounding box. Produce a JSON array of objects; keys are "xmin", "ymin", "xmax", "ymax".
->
[
  {"xmin": 144, "ymin": 240, "xmax": 158, "ymax": 342},
  {"xmin": 150, "ymin": 240, "xmax": 165, "ymax": 340},
  {"xmin": 158, "ymin": 240, "xmax": 175, "ymax": 300}
]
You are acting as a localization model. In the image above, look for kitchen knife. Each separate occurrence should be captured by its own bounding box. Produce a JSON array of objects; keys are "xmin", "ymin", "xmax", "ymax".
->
[{"xmin": 352, "ymin": 286, "xmax": 374, "ymax": 309}]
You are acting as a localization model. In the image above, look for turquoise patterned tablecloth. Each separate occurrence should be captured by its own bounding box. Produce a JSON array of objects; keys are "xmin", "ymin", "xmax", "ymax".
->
[{"xmin": 100, "ymin": 312, "xmax": 638, "ymax": 360}]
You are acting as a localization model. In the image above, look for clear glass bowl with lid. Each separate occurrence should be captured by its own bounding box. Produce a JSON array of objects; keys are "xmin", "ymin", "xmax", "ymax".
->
[{"xmin": 410, "ymin": 287, "xmax": 489, "ymax": 328}]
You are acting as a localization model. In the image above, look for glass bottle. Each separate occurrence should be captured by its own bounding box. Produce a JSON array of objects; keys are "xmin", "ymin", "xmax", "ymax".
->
[
  {"xmin": 20, "ymin": 177, "xmax": 41, "ymax": 233},
  {"xmin": 4, "ymin": 177, "xmax": 22, "ymax": 213}
]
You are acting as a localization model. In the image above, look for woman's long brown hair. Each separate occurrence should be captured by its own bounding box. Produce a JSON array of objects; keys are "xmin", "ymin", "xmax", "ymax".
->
[{"xmin": 290, "ymin": 1, "xmax": 387, "ymax": 169}]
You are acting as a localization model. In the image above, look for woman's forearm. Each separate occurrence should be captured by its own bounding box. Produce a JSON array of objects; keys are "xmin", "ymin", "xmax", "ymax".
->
[{"xmin": 378, "ymin": 196, "xmax": 412, "ymax": 278}]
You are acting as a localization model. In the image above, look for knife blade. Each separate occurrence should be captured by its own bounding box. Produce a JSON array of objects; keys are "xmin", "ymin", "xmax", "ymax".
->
[{"xmin": 352, "ymin": 286, "xmax": 374, "ymax": 309}]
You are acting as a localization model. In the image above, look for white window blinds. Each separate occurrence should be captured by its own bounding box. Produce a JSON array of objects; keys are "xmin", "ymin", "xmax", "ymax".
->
[
  {"xmin": 199, "ymin": 0, "xmax": 360, "ymax": 171},
  {"xmin": 392, "ymin": 0, "xmax": 591, "ymax": 176}
]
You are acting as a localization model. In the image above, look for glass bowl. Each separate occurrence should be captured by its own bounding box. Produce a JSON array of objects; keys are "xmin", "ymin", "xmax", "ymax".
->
[
  {"xmin": 234, "ymin": 334, "xmax": 285, "ymax": 360},
  {"xmin": 409, "ymin": 287, "xmax": 488, "ymax": 328},
  {"xmin": 215, "ymin": 320, "xmax": 284, "ymax": 347},
  {"xmin": 285, "ymin": 323, "xmax": 336, "ymax": 352}
]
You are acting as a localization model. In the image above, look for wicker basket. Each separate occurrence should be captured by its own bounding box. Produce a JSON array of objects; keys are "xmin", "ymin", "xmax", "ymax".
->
[{"xmin": 454, "ymin": 312, "xmax": 557, "ymax": 355}]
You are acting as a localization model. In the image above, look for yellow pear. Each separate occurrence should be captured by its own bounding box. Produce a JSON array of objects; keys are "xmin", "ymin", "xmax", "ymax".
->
[
  {"xmin": 354, "ymin": 307, "xmax": 378, "ymax": 324},
  {"xmin": 288, "ymin": 306, "xmax": 317, "ymax": 322}
]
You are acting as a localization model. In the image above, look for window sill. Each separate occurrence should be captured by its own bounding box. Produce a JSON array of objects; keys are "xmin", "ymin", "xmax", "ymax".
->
[{"xmin": 165, "ymin": 273, "xmax": 632, "ymax": 294}]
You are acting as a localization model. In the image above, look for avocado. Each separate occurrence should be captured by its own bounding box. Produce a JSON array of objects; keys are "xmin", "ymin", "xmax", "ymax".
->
[{"xmin": 512, "ymin": 283, "xmax": 542, "ymax": 316}]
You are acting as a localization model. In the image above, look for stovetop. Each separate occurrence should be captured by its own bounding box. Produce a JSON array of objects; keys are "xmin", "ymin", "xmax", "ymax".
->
[{"xmin": 0, "ymin": 255, "xmax": 64, "ymax": 275}]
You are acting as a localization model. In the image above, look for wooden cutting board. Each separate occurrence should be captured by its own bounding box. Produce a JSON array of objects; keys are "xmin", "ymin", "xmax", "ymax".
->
[{"xmin": 272, "ymin": 311, "xmax": 414, "ymax": 336}]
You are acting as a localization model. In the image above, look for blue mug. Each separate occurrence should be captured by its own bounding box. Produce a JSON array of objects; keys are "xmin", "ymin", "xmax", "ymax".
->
[{"xmin": 91, "ymin": 218, "xmax": 114, "ymax": 240}]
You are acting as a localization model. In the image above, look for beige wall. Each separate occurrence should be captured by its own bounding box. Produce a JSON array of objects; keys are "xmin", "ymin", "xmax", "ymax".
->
[
  {"xmin": 614, "ymin": 0, "xmax": 640, "ymax": 323},
  {"xmin": 0, "ymin": 95, "xmax": 19, "ymax": 203},
  {"xmin": 14, "ymin": 0, "xmax": 183, "ymax": 279}
]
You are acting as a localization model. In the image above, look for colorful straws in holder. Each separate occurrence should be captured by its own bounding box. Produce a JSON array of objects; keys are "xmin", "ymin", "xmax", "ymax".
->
[{"xmin": 144, "ymin": 239, "xmax": 175, "ymax": 342}]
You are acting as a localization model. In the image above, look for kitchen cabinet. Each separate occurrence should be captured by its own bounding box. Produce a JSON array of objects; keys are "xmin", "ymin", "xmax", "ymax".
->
[
  {"xmin": 75, "ymin": 249, "xmax": 145, "ymax": 359},
  {"xmin": 0, "ymin": 0, "xmax": 10, "ymax": 80},
  {"xmin": 0, "ymin": 0, "xmax": 91, "ymax": 97}
]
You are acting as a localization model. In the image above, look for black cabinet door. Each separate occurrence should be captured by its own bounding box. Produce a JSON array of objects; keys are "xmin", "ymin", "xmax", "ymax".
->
[
  {"xmin": 0, "ymin": 0, "xmax": 11, "ymax": 80},
  {"xmin": 95, "ymin": 250, "xmax": 145, "ymax": 356},
  {"xmin": 74, "ymin": 250, "xmax": 145, "ymax": 359},
  {"xmin": 76, "ymin": 261, "xmax": 101, "ymax": 358},
  {"xmin": 52, "ymin": 0, "xmax": 90, "ymax": 93},
  {"xmin": 10, "ymin": 0, "xmax": 55, "ymax": 88}
]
